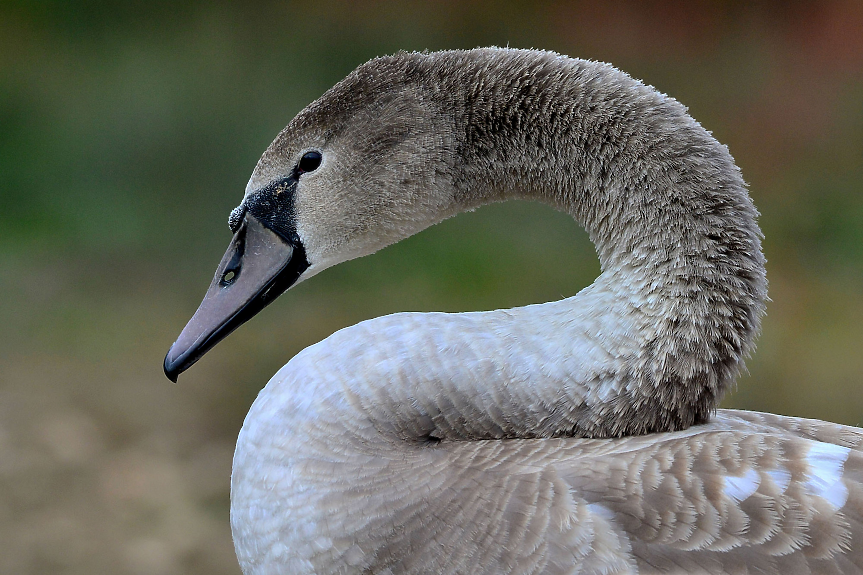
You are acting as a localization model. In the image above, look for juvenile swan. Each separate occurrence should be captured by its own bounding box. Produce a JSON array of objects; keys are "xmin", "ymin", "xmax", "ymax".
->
[{"xmin": 165, "ymin": 49, "xmax": 863, "ymax": 574}]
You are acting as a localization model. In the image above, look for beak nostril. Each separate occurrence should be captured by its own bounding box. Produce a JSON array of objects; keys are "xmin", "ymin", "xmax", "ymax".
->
[{"xmin": 221, "ymin": 269, "xmax": 238, "ymax": 285}]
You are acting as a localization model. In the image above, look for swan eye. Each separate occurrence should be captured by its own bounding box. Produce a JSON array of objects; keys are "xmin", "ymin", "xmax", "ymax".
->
[{"xmin": 297, "ymin": 151, "xmax": 322, "ymax": 174}]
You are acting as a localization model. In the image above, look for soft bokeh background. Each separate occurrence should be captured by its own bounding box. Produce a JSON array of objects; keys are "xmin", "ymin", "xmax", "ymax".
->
[{"xmin": 2, "ymin": 1, "xmax": 862, "ymax": 573}]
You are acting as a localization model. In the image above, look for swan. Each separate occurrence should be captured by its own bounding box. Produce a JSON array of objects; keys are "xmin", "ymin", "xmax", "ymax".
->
[{"xmin": 164, "ymin": 48, "xmax": 863, "ymax": 574}]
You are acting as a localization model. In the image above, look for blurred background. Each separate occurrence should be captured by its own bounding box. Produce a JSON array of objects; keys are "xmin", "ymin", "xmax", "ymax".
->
[{"xmin": 1, "ymin": 0, "xmax": 862, "ymax": 573}]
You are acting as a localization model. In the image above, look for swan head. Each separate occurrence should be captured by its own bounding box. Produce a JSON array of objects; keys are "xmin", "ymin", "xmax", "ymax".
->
[
  {"xmin": 245, "ymin": 60, "xmax": 458, "ymax": 275},
  {"xmin": 164, "ymin": 55, "xmax": 457, "ymax": 381}
]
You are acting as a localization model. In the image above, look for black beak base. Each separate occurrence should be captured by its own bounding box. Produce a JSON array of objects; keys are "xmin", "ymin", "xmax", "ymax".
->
[{"xmin": 163, "ymin": 214, "xmax": 309, "ymax": 382}]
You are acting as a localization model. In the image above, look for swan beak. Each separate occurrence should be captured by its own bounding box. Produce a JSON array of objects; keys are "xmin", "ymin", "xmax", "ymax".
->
[{"xmin": 163, "ymin": 214, "xmax": 309, "ymax": 382}]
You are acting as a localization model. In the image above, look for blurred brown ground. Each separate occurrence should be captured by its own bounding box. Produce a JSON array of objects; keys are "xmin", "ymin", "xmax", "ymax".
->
[{"xmin": 1, "ymin": 1, "xmax": 862, "ymax": 573}]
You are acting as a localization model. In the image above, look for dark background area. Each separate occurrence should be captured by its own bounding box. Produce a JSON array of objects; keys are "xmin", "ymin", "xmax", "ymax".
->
[{"xmin": 2, "ymin": 1, "xmax": 862, "ymax": 573}]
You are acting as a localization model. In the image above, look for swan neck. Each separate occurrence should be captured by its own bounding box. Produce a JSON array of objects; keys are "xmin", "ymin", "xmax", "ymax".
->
[
  {"xmin": 435, "ymin": 51, "xmax": 767, "ymax": 428},
  {"xmin": 250, "ymin": 50, "xmax": 767, "ymax": 442}
]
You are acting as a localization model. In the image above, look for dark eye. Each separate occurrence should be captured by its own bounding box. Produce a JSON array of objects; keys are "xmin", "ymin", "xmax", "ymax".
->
[{"xmin": 297, "ymin": 151, "xmax": 322, "ymax": 174}]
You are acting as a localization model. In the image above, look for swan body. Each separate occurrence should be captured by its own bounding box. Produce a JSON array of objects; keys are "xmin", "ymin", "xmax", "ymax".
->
[{"xmin": 164, "ymin": 48, "xmax": 863, "ymax": 574}]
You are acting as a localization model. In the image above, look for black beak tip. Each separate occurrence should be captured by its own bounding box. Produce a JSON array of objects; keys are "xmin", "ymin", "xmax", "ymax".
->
[{"xmin": 163, "ymin": 349, "xmax": 181, "ymax": 383}]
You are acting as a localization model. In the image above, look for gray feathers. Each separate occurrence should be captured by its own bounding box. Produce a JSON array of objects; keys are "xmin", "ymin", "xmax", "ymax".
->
[
  {"xmin": 249, "ymin": 47, "xmax": 766, "ymax": 438},
  {"xmin": 225, "ymin": 49, "xmax": 860, "ymax": 575}
]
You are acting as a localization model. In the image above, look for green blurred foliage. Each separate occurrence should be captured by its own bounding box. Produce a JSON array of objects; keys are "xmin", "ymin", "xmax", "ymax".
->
[{"xmin": 1, "ymin": 1, "xmax": 862, "ymax": 573}]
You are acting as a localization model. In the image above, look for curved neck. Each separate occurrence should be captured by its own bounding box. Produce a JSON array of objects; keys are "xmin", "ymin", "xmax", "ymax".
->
[
  {"xmin": 432, "ymin": 50, "xmax": 767, "ymax": 434},
  {"xmin": 255, "ymin": 50, "xmax": 767, "ymax": 441}
]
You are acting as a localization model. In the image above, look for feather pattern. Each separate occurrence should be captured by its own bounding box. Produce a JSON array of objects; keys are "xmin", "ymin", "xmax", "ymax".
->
[
  {"xmin": 232, "ymin": 316, "xmax": 863, "ymax": 574},
  {"xmin": 212, "ymin": 48, "xmax": 863, "ymax": 573}
]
